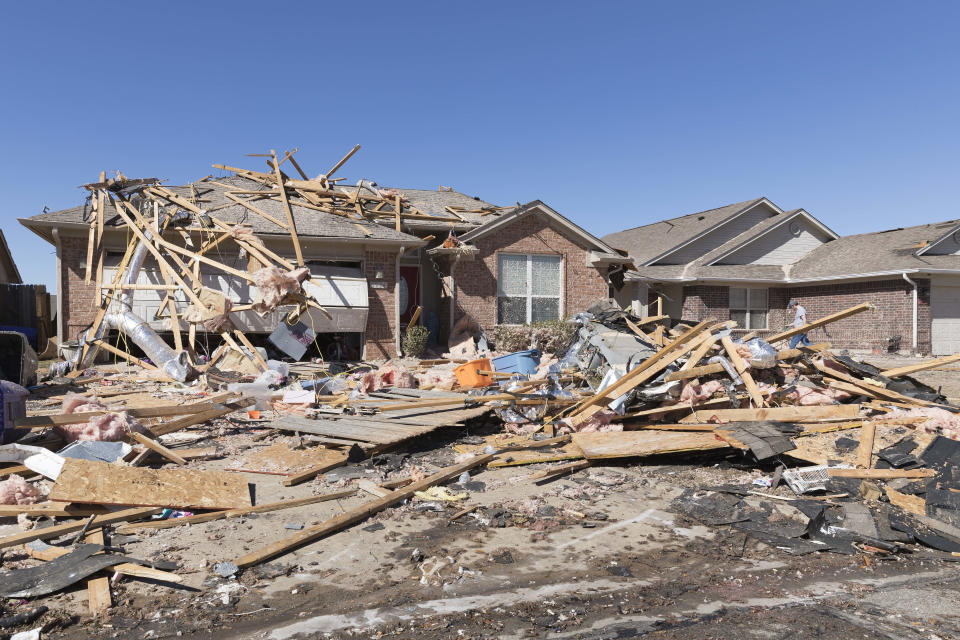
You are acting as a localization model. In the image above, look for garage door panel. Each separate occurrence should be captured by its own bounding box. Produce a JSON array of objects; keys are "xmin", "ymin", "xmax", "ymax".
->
[{"xmin": 932, "ymin": 284, "xmax": 960, "ymax": 355}]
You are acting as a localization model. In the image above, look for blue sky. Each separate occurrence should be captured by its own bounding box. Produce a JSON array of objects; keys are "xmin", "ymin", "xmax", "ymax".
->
[{"xmin": 2, "ymin": 1, "xmax": 958, "ymax": 289}]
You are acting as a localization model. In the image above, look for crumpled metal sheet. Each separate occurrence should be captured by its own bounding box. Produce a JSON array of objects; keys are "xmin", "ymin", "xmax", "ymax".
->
[{"xmin": 0, "ymin": 544, "xmax": 144, "ymax": 598}]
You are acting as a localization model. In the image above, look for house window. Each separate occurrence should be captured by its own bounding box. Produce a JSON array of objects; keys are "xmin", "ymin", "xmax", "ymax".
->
[
  {"xmin": 729, "ymin": 287, "xmax": 768, "ymax": 330},
  {"xmin": 497, "ymin": 254, "xmax": 562, "ymax": 324}
]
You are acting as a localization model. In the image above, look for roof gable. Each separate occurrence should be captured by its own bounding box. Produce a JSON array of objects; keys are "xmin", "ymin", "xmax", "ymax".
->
[
  {"xmin": 459, "ymin": 200, "xmax": 620, "ymax": 255},
  {"xmin": 708, "ymin": 209, "xmax": 838, "ymax": 266}
]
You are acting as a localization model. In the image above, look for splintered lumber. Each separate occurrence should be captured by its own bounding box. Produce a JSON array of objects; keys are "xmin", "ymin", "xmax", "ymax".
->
[
  {"xmin": 721, "ymin": 335, "xmax": 765, "ymax": 407},
  {"xmin": 881, "ymin": 352, "xmax": 960, "ymax": 378},
  {"xmin": 572, "ymin": 430, "xmax": 729, "ymax": 460},
  {"xmin": 829, "ymin": 468, "xmax": 935, "ymax": 479},
  {"xmin": 115, "ymin": 489, "xmax": 359, "ymax": 533},
  {"xmin": 92, "ymin": 339, "xmax": 158, "ymax": 370},
  {"xmin": 678, "ymin": 403, "xmax": 861, "ymax": 424},
  {"xmin": 324, "ymin": 144, "xmax": 361, "ymax": 178},
  {"xmin": 127, "ymin": 432, "xmax": 188, "ymax": 466},
  {"xmin": 567, "ymin": 319, "xmax": 717, "ymax": 422},
  {"xmin": 22, "ymin": 544, "xmax": 182, "ymax": 584},
  {"xmin": 377, "ymin": 393, "xmax": 514, "ymax": 412},
  {"xmin": 856, "ymin": 420, "xmax": 877, "ymax": 469},
  {"xmin": 664, "ymin": 362, "xmax": 725, "ymax": 382},
  {"xmin": 614, "ymin": 397, "xmax": 734, "ymax": 422},
  {"xmin": 234, "ymin": 454, "xmax": 494, "ymax": 569},
  {"xmin": 150, "ymin": 398, "xmax": 254, "ymax": 437},
  {"xmin": 814, "ymin": 360, "xmax": 939, "ymax": 408},
  {"xmin": 766, "ymin": 302, "xmax": 873, "ymax": 344},
  {"xmin": 679, "ymin": 335, "xmax": 719, "ymax": 371},
  {"xmin": 272, "ymin": 150, "xmax": 303, "ymax": 266},
  {"xmin": 49, "ymin": 459, "xmax": 251, "ymax": 510},
  {"xmin": 0, "ymin": 507, "xmax": 160, "ymax": 550},
  {"xmin": 776, "ymin": 342, "xmax": 830, "ymax": 360},
  {"xmin": 529, "ymin": 459, "xmax": 591, "ymax": 480},
  {"xmin": 16, "ymin": 400, "xmax": 229, "ymax": 429},
  {"xmin": 85, "ymin": 529, "xmax": 112, "ymax": 615},
  {"xmin": 884, "ymin": 486, "xmax": 927, "ymax": 515}
]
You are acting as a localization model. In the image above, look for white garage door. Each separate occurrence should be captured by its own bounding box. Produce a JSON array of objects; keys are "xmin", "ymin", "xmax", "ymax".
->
[{"xmin": 932, "ymin": 283, "xmax": 960, "ymax": 354}]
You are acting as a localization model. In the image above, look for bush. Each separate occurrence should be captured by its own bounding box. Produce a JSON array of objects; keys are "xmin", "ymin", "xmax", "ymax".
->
[
  {"xmin": 402, "ymin": 325, "xmax": 430, "ymax": 358},
  {"xmin": 491, "ymin": 319, "xmax": 576, "ymax": 355}
]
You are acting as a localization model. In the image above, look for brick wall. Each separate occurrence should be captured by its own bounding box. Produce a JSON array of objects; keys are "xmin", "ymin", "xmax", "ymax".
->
[
  {"xmin": 454, "ymin": 213, "xmax": 609, "ymax": 328},
  {"xmin": 364, "ymin": 249, "xmax": 399, "ymax": 359},
  {"xmin": 61, "ymin": 235, "xmax": 99, "ymax": 340},
  {"xmin": 681, "ymin": 278, "xmax": 930, "ymax": 353},
  {"xmin": 681, "ymin": 285, "xmax": 729, "ymax": 322}
]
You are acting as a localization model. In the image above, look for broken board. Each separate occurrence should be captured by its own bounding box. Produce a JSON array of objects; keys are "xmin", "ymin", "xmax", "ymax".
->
[
  {"xmin": 572, "ymin": 430, "xmax": 730, "ymax": 460},
  {"xmin": 453, "ymin": 435, "xmax": 583, "ymax": 467},
  {"xmin": 49, "ymin": 459, "xmax": 251, "ymax": 510},
  {"xmin": 228, "ymin": 442, "xmax": 348, "ymax": 476}
]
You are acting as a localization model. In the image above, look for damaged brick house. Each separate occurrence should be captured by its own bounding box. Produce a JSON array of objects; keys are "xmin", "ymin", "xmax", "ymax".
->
[
  {"xmin": 604, "ymin": 198, "xmax": 960, "ymax": 354},
  {"xmin": 20, "ymin": 179, "xmax": 626, "ymax": 359}
]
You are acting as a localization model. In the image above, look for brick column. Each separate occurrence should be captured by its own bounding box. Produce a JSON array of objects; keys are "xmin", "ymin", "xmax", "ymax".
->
[
  {"xmin": 60, "ymin": 235, "xmax": 99, "ymax": 340},
  {"xmin": 364, "ymin": 249, "xmax": 398, "ymax": 359}
]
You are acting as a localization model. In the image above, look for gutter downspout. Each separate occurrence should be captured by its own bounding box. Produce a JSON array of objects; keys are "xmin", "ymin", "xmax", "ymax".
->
[
  {"xmin": 902, "ymin": 272, "xmax": 918, "ymax": 353},
  {"xmin": 52, "ymin": 227, "xmax": 63, "ymax": 345},
  {"xmin": 395, "ymin": 246, "xmax": 404, "ymax": 356}
]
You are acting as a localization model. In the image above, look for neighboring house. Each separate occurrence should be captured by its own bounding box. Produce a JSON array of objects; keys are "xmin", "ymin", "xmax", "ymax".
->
[
  {"xmin": 0, "ymin": 230, "xmax": 23, "ymax": 284},
  {"xmin": 604, "ymin": 198, "xmax": 960, "ymax": 355},
  {"xmin": 19, "ymin": 178, "xmax": 627, "ymax": 359}
]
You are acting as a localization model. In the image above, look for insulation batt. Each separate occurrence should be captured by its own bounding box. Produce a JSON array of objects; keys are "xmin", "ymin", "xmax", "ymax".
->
[
  {"xmin": 251, "ymin": 266, "xmax": 310, "ymax": 316},
  {"xmin": 0, "ymin": 474, "xmax": 43, "ymax": 505},
  {"xmin": 56, "ymin": 411, "xmax": 147, "ymax": 443},
  {"xmin": 414, "ymin": 369, "xmax": 457, "ymax": 391},
  {"xmin": 890, "ymin": 407, "xmax": 960, "ymax": 440},
  {"xmin": 360, "ymin": 363, "xmax": 417, "ymax": 393},
  {"xmin": 557, "ymin": 410, "xmax": 622, "ymax": 434},
  {"xmin": 679, "ymin": 380, "xmax": 725, "ymax": 403},
  {"xmin": 62, "ymin": 393, "xmax": 108, "ymax": 415}
]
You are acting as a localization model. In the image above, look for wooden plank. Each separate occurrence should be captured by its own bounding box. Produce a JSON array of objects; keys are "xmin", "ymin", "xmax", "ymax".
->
[
  {"xmin": 679, "ymin": 335, "xmax": 719, "ymax": 371},
  {"xmin": 829, "ymin": 468, "xmax": 935, "ymax": 479},
  {"xmin": 814, "ymin": 360, "xmax": 939, "ymax": 408},
  {"xmin": 230, "ymin": 442, "xmax": 346, "ymax": 476},
  {"xmin": 16, "ymin": 400, "xmax": 227, "ymax": 429},
  {"xmin": 272, "ymin": 149, "xmax": 303, "ymax": 266},
  {"xmin": 856, "ymin": 420, "xmax": 877, "ymax": 469},
  {"xmin": 573, "ymin": 430, "xmax": 729, "ymax": 460},
  {"xmin": 0, "ymin": 503, "xmax": 109, "ymax": 518},
  {"xmin": 776, "ymin": 342, "xmax": 830, "ymax": 360},
  {"xmin": 766, "ymin": 302, "xmax": 873, "ymax": 344},
  {"xmin": 49, "ymin": 459, "xmax": 251, "ymax": 510},
  {"xmin": 323, "ymin": 143, "xmax": 361, "ymax": 179},
  {"xmin": 150, "ymin": 399, "xmax": 254, "ymax": 437},
  {"xmin": 357, "ymin": 479, "xmax": 392, "ymax": 498},
  {"xmin": 235, "ymin": 454, "xmax": 494, "ymax": 569},
  {"xmin": 282, "ymin": 452, "xmax": 351, "ymax": 486},
  {"xmin": 678, "ymin": 403, "xmax": 861, "ymax": 424},
  {"xmin": 115, "ymin": 489, "xmax": 359, "ymax": 533},
  {"xmin": 614, "ymin": 396, "xmax": 734, "ymax": 422},
  {"xmin": 529, "ymin": 459, "xmax": 591, "ymax": 480},
  {"xmin": 95, "ymin": 173, "xmax": 105, "ymax": 286},
  {"xmin": 128, "ymin": 432, "xmax": 188, "ymax": 466},
  {"xmin": 91, "ymin": 339, "xmax": 158, "ymax": 371},
  {"xmin": 665, "ymin": 362, "xmax": 724, "ymax": 382},
  {"xmin": 881, "ymin": 352, "xmax": 960, "ymax": 378},
  {"xmin": 234, "ymin": 329, "xmax": 268, "ymax": 371},
  {"xmin": 0, "ymin": 507, "xmax": 160, "ymax": 550},
  {"xmin": 85, "ymin": 529, "xmax": 112, "ymax": 616},
  {"xmin": 0, "ymin": 464, "xmax": 30, "ymax": 479},
  {"xmin": 721, "ymin": 335, "xmax": 765, "ymax": 407},
  {"xmin": 884, "ymin": 486, "xmax": 927, "ymax": 516}
]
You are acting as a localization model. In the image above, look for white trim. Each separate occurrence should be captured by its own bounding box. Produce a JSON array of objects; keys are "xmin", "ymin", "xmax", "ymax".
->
[
  {"xmin": 625, "ymin": 267, "xmax": 960, "ymax": 285},
  {"xmin": 642, "ymin": 198, "xmax": 783, "ymax": 266},
  {"xmin": 704, "ymin": 209, "xmax": 839, "ymax": 266},
  {"xmin": 916, "ymin": 222, "xmax": 960, "ymax": 256}
]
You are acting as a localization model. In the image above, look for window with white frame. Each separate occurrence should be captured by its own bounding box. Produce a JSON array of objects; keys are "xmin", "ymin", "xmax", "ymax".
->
[
  {"xmin": 497, "ymin": 254, "xmax": 562, "ymax": 324},
  {"xmin": 729, "ymin": 287, "xmax": 768, "ymax": 330}
]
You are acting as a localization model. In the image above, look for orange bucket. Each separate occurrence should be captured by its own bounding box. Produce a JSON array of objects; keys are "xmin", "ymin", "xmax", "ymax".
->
[{"xmin": 453, "ymin": 358, "xmax": 494, "ymax": 389}]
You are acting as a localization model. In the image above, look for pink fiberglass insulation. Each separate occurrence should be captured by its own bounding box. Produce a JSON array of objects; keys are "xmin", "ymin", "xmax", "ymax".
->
[
  {"xmin": 415, "ymin": 369, "xmax": 457, "ymax": 391},
  {"xmin": 0, "ymin": 474, "xmax": 43, "ymax": 505},
  {"xmin": 379, "ymin": 363, "xmax": 416, "ymax": 388},
  {"xmin": 557, "ymin": 409, "xmax": 622, "ymax": 434},
  {"xmin": 679, "ymin": 380, "xmax": 725, "ymax": 404},
  {"xmin": 62, "ymin": 393, "xmax": 109, "ymax": 415},
  {"xmin": 889, "ymin": 407, "xmax": 960, "ymax": 440},
  {"xmin": 56, "ymin": 411, "xmax": 147, "ymax": 443},
  {"xmin": 786, "ymin": 384, "xmax": 852, "ymax": 406},
  {"xmin": 251, "ymin": 266, "xmax": 310, "ymax": 316}
]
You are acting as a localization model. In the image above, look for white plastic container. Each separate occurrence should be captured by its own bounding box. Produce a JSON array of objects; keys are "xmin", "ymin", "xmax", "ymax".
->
[{"xmin": 0, "ymin": 380, "xmax": 28, "ymax": 443}]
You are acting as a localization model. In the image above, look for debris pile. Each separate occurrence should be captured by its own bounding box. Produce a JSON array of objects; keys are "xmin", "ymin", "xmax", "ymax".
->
[{"xmin": 1, "ymin": 296, "xmax": 960, "ymax": 635}]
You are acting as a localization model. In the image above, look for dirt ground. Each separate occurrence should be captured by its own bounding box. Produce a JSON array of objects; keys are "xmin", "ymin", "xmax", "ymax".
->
[{"xmin": 6, "ymin": 355, "xmax": 960, "ymax": 639}]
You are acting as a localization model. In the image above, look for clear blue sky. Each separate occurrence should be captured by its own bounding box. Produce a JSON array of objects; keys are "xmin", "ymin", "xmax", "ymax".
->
[{"xmin": 2, "ymin": 1, "xmax": 958, "ymax": 290}]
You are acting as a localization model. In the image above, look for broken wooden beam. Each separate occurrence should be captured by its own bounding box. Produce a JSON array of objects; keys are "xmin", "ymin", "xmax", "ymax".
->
[
  {"xmin": 829, "ymin": 468, "xmax": 935, "ymax": 479},
  {"xmin": 678, "ymin": 403, "xmax": 861, "ymax": 423},
  {"xmin": 0, "ymin": 507, "xmax": 161, "ymax": 550},
  {"xmin": 880, "ymin": 352, "xmax": 960, "ymax": 378},
  {"xmin": 766, "ymin": 302, "xmax": 873, "ymax": 344},
  {"xmin": 234, "ymin": 454, "xmax": 494, "ymax": 569}
]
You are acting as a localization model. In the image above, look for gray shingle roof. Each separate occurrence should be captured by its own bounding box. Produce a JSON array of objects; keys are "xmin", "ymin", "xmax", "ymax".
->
[
  {"xmin": 602, "ymin": 198, "xmax": 763, "ymax": 265},
  {"xmin": 789, "ymin": 220, "xmax": 960, "ymax": 280}
]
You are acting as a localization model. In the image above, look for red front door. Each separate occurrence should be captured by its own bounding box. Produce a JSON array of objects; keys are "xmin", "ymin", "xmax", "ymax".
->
[{"xmin": 399, "ymin": 266, "xmax": 420, "ymax": 324}]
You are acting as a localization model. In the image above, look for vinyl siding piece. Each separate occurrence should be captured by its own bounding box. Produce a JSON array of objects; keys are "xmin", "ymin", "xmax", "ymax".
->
[
  {"xmin": 653, "ymin": 202, "xmax": 777, "ymax": 265},
  {"xmin": 717, "ymin": 217, "xmax": 832, "ymax": 266}
]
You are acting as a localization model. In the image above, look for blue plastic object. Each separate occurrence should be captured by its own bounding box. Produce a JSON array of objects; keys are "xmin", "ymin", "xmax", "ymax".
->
[{"xmin": 491, "ymin": 349, "xmax": 541, "ymax": 374}]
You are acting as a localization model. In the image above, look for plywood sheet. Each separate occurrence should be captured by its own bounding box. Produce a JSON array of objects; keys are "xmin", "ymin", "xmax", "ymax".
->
[
  {"xmin": 787, "ymin": 424, "xmax": 936, "ymax": 466},
  {"xmin": 573, "ymin": 430, "xmax": 730, "ymax": 460},
  {"xmin": 229, "ymin": 442, "xmax": 347, "ymax": 476},
  {"xmin": 454, "ymin": 435, "xmax": 583, "ymax": 467},
  {"xmin": 49, "ymin": 459, "xmax": 251, "ymax": 510}
]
